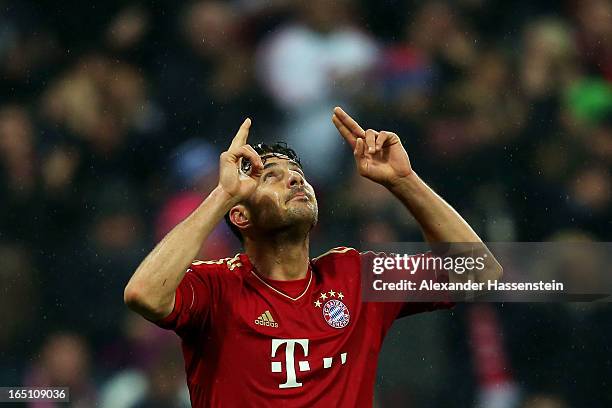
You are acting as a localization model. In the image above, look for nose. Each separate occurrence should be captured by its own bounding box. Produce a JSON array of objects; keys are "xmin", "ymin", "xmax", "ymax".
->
[{"xmin": 288, "ymin": 171, "xmax": 304, "ymax": 188}]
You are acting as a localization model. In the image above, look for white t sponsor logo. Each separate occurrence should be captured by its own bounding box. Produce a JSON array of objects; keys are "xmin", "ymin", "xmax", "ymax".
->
[{"xmin": 270, "ymin": 339, "xmax": 310, "ymax": 388}]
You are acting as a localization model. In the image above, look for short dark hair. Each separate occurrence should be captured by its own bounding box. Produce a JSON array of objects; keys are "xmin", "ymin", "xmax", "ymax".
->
[{"xmin": 224, "ymin": 142, "xmax": 302, "ymax": 243}]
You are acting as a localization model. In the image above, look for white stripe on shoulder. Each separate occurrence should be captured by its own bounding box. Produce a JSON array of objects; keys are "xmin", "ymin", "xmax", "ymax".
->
[
  {"xmin": 191, "ymin": 258, "xmax": 230, "ymax": 266},
  {"xmin": 360, "ymin": 250, "xmax": 388, "ymax": 256},
  {"xmin": 312, "ymin": 247, "xmax": 358, "ymax": 262},
  {"xmin": 191, "ymin": 253, "xmax": 242, "ymax": 270}
]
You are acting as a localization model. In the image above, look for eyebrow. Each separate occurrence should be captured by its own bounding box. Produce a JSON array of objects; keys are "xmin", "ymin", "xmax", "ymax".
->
[
  {"xmin": 262, "ymin": 161, "xmax": 304, "ymax": 175},
  {"xmin": 263, "ymin": 162, "xmax": 279, "ymax": 170}
]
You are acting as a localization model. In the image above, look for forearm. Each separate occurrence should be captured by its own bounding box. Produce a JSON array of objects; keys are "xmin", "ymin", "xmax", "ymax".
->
[
  {"xmin": 387, "ymin": 173, "xmax": 480, "ymax": 243},
  {"xmin": 387, "ymin": 173, "xmax": 502, "ymax": 282},
  {"xmin": 124, "ymin": 186, "xmax": 235, "ymax": 319}
]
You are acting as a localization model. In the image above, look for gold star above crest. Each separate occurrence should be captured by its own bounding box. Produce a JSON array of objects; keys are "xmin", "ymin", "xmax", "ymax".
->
[
  {"xmin": 314, "ymin": 299, "xmax": 322, "ymax": 308},
  {"xmin": 337, "ymin": 292, "xmax": 344, "ymax": 300},
  {"xmin": 320, "ymin": 292, "xmax": 328, "ymax": 300},
  {"xmin": 329, "ymin": 290, "xmax": 336, "ymax": 297}
]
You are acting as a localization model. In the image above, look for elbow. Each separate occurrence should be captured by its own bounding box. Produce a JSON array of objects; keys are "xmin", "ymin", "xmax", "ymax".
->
[
  {"xmin": 123, "ymin": 282, "xmax": 152, "ymax": 313},
  {"xmin": 123, "ymin": 282, "xmax": 172, "ymax": 321},
  {"xmin": 124, "ymin": 282, "xmax": 143, "ymax": 310},
  {"xmin": 476, "ymin": 257, "xmax": 503, "ymax": 283},
  {"xmin": 495, "ymin": 266, "xmax": 503, "ymax": 281},
  {"xmin": 490, "ymin": 259, "xmax": 503, "ymax": 281}
]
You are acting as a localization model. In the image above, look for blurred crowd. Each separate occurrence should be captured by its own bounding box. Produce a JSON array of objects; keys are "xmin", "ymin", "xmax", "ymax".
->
[{"xmin": 0, "ymin": 0, "xmax": 610, "ymax": 407}]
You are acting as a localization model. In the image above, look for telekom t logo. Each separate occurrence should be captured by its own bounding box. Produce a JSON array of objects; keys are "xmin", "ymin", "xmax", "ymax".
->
[
  {"xmin": 271, "ymin": 339, "xmax": 348, "ymax": 388},
  {"xmin": 271, "ymin": 339, "xmax": 310, "ymax": 388}
]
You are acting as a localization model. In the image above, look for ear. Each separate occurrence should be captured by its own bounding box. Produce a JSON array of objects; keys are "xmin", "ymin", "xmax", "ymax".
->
[{"xmin": 229, "ymin": 205, "xmax": 250, "ymax": 231}]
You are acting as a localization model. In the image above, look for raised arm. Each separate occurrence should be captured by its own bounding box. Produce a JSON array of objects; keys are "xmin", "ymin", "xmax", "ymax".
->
[
  {"xmin": 124, "ymin": 118, "xmax": 264, "ymax": 321},
  {"xmin": 332, "ymin": 107, "xmax": 502, "ymax": 283}
]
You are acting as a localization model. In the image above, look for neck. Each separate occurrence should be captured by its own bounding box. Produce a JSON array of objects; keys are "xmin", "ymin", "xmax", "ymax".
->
[{"xmin": 245, "ymin": 234, "xmax": 310, "ymax": 281}]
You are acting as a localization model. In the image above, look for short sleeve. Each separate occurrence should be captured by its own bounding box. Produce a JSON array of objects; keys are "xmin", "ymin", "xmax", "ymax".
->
[
  {"xmin": 359, "ymin": 251, "xmax": 454, "ymax": 327},
  {"xmin": 154, "ymin": 265, "xmax": 212, "ymax": 337}
]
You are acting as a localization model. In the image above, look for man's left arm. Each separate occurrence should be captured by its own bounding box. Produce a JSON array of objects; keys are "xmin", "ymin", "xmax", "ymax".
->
[
  {"xmin": 386, "ymin": 172, "xmax": 502, "ymax": 284},
  {"xmin": 332, "ymin": 107, "xmax": 502, "ymax": 284}
]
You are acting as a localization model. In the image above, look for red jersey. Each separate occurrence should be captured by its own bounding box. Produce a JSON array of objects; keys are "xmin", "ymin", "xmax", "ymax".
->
[{"xmin": 155, "ymin": 247, "xmax": 452, "ymax": 407}]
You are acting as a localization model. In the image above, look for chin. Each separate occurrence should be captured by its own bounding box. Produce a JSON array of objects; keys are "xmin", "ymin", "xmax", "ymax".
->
[{"xmin": 286, "ymin": 205, "xmax": 318, "ymax": 228}]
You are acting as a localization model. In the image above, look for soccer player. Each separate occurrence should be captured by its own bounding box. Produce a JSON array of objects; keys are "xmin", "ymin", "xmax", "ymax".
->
[{"xmin": 124, "ymin": 107, "xmax": 502, "ymax": 407}]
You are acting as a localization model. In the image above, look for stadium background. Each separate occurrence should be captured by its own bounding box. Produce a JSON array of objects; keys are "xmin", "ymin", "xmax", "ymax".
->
[{"xmin": 0, "ymin": 0, "xmax": 610, "ymax": 406}]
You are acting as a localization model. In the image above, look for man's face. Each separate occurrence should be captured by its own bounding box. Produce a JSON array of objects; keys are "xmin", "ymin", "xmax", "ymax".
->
[{"xmin": 245, "ymin": 155, "xmax": 318, "ymax": 235}]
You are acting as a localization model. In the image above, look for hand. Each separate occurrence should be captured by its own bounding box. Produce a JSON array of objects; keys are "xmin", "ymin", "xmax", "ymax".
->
[
  {"xmin": 217, "ymin": 118, "xmax": 264, "ymax": 203},
  {"xmin": 332, "ymin": 107, "xmax": 413, "ymax": 188}
]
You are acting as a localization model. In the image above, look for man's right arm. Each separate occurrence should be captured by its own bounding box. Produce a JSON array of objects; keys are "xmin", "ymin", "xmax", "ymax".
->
[
  {"xmin": 124, "ymin": 118, "xmax": 263, "ymax": 321},
  {"xmin": 124, "ymin": 187, "xmax": 234, "ymax": 321}
]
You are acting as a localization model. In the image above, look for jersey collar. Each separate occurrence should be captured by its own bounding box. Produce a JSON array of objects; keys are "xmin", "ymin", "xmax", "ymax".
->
[{"xmin": 239, "ymin": 253, "xmax": 313, "ymax": 302}]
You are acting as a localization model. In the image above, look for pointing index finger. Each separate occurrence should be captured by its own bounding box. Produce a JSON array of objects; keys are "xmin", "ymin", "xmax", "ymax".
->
[
  {"xmin": 332, "ymin": 113, "xmax": 357, "ymax": 148},
  {"xmin": 333, "ymin": 107, "xmax": 365, "ymax": 138},
  {"xmin": 229, "ymin": 118, "xmax": 252, "ymax": 150}
]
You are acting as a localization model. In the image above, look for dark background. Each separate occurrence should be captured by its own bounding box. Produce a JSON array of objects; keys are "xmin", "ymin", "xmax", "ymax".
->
[{"xmin": 0, "ymin": 0, "xmax": 610, "ymax": 407}]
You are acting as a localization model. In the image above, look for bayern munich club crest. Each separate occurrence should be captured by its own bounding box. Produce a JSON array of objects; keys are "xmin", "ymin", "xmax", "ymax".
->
[
  {"xmin": 314, "ymin": 290, "xmax": 351, "ymax": 329},
  {"xmin": 314, "ymin": 289, "xmax": 350, "ymax": 329},
  {"xmin": 323, "ymin": 299, "xmax": 350, "ymax": 328}
]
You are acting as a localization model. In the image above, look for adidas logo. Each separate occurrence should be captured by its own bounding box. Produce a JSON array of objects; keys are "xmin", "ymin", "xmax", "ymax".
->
[{"xmin": 254, "ymin": 310, "xmax": 279, "ymax": 328}]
